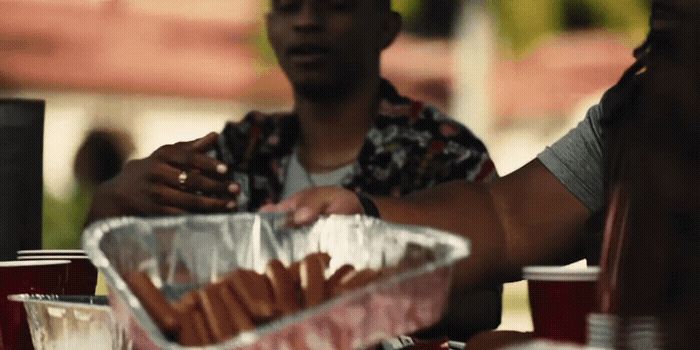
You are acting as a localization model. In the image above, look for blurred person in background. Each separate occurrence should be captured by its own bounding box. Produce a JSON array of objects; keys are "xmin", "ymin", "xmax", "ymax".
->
[
  {"xmin": 43, "ymin": 128, "xmax": 133, "ymax": 249},
  {"xmin": 73, "ymin": 128, "xmax": 135, "ymax": 188},
  {"xmin": 264, "ymin": 1, "xmax": 698, "ymax": 346},
  {"xmin": 88, "ymin": 0, "xmax": 502, "ymax": 340}
]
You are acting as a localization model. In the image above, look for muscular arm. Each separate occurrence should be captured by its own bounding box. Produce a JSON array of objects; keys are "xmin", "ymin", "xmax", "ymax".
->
[
  {"xmin": 263, "ymin": 159, "xmax": 592, "ymax": 336},
  {"xmin": 267, "ymin": 105, "xmax": 604, "ymax": 335},
  {"xmin": 373, "ymin": 159, "xmax": 591, "ymax": 290},
  {"xmin": 269, "ymin": 159, "xmax": 592, "ymax": 290}
]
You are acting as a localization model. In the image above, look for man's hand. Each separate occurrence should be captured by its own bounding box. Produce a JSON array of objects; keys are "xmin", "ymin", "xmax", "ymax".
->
[
  {"xmin": 87, "ymin": 132, "xmax": 240, "ymax": 222},
  {"xmin": 260, "ymin": 186, "xmax": 363, "ymax": 226}
]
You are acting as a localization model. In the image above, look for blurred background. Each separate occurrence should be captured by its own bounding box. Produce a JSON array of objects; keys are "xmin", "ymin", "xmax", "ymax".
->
[{"xmin": 0, "ymin": 0, "xmax": 650, "ymax": 332}]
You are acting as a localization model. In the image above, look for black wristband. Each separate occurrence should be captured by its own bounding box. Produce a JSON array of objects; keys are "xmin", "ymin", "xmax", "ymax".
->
[{"xmin": 356, "ymin": 193, "xmax": 381, "ymax": 218}]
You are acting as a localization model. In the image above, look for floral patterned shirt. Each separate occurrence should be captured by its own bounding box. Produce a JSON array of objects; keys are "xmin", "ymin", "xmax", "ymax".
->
[{"xmin": 218, "ymin": 80, "xmax": 496, "ymax": 212}]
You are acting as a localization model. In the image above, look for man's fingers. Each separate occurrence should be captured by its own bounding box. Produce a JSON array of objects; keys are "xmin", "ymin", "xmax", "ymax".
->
[
  {"xmin": 287, "ymin": 188, "xmax": 336, "ymax": 226},
  {"xmin": 151, "ymin": 164, "xmax": 235, "ymax": 197},
  {"xmin": 258, "ymin": 190, "xmax": 322, "ymax": 226},
  {"xmin": 260, "ymin": 187, "xmax": 363, "ymax": 226},
  {"xmin": 185, "ymin": 172, "xmax": 238, "ymax": 197},
  {"xmin": 154, "ymin": 133, "xmax": 228, "ymax": 175},
  {"xmin": 179, "ymin": 170, "xmax": 238, "ymax": 197},
  {"xmin": 258, "ymin": 203, "xmax": 277, "ymax": 213},
  {"xmin": 259, "ymin": 188, "xmax": 316, "ymax": 215},
  {"xmin": 190, "ymin": 132, "xmax": 219, "ymax": 152},
  {"xmin": 288, "ymin": 187, "xmax": 363, "ymax": 225},
  {"xmin": 189, "ymin": 153, "xmax": 228, "ymax": 175},
  {"xmin": 291, "ymin": 206, "xmax": 323, "ymax": 226},
  {"xmin": 155, "ymin": 146, "xmax": 228, "ymax": 175},
  {"xmin": 149, "ymin": 185, "xmax": 236, "ymax": 213},
  {"xmin": 326, "ymin": 191, "xmax": 363, "ymax": 215},
  {"xmin": 268, "ymin": 196, "xmax": 301, "ymax": 213},
  {"xmin": 150, "ymin": 205, "xmax": 188, "ymax": 217}
]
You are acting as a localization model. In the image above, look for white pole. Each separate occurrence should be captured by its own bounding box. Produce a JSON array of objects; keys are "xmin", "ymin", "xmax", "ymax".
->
[{"xmin": 451, "ymin": 0, "xmax": 495, "ymax": 142}]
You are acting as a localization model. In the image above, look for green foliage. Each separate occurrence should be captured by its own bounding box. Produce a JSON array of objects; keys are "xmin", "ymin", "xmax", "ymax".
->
[
  {"xmin": 488, "ymin": 0, "xmax": 651, "ymax": 55},
  {"xmin": 252, "ymin": 1, "xmax": 650, "ymax": 64},
  {"xmin": 488, "ymin": 0, "xmax": 564, "ymax": 54},
  {"xmin": 253, "ymin": 2, "xmax": 277, "ymax": 68},
  {"xmin": 42, "ymin": 186, "xmax": 92, "ymax": 249},
  {"xmin": 253, "ymin": 24, "xmax": 277, "ymax": 69},
  {"xmin": 393, "ymin": 0, "xmax": 422, "ymax": 23}
]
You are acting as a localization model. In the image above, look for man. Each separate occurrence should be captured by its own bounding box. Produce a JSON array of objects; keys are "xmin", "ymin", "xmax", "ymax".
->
[
  {"xmin": 88, "ymin": 0, "xmax": 500, "ymax": 339},
  {"xmin": 45, "ymin": 129, "xmax": 134, "ymax": 249},
  {"xmin": 266, "ymin": 1, "xmax": 698, "ymax": 345}
]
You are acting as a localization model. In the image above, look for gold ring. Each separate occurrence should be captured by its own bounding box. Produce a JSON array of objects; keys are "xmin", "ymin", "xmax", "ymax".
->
[{"xmin": 177, "ymin": 171, "xmax": 188, "ymax": 186}]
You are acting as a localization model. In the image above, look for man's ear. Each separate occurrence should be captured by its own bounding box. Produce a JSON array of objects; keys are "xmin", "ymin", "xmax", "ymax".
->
[{"xmin": 381, "ymin": 11, "xmax": 402, "ymax": 49}]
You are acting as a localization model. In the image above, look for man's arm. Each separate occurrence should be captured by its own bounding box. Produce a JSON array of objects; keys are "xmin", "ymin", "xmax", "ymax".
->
[
  {"xmin": 86, "ymin": 133, "xmax": 239, "ymax": 224},
  {"xmin": 267, "ymin": 159, "xmax": 591, "ymax": 291},
  {"xmin": 374, "ymin": 159, "xmax": 591, "ymax": 289}
]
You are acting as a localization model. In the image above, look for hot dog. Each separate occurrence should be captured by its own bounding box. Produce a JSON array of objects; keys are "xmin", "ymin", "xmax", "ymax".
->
[
  {"xmin": 299, "ymin": 254, "xmax": 326, "ymax": 307},
  {"xmin": 128, "ymin": 251, "xmax": 406, "ymax": 347},
  {"xmin": 123, "ymin": 272, "xmax": 180, "ymax": 337},
  {"xmin": 266, "ymin": 259, "xmax": 301, "ymax": 315},
  {"xmin": 225, "ymin": 269, "xmax": 275, "ymax": 321}
]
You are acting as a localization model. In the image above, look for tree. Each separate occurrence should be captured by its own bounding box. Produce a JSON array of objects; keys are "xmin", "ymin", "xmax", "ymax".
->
[{"xmin": 488, "ymin": 0, "xmax": 650, "ymax": 54}]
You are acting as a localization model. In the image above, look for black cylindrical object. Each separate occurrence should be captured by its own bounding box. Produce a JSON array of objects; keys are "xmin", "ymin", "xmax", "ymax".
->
[{"xmin": 0, "ymin": 99, "xmax": 45, "ymax": 261}]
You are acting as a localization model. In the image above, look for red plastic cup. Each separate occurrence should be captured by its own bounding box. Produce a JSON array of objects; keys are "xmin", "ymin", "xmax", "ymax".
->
[
  {"xmin": 523, "ymin": 266, "xmax": 600, "ymax": 344},
  {"xmin": 0, "ymin": 260, "xmax": 69, "ymax": 350},
  {"xmin": 16, "ymin": 255, "xmax": 97, "ymax": 295}
]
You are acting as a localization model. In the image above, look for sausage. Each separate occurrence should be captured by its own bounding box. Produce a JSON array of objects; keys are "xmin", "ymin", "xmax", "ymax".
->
[
  {"xmin": 173, "ymin": 291, "xmax": 200, "ymax": 345},
  {"xmin": 225, "ymin": 269, "xmax": 275, "ymax": 321},
  {"xmin": 137, "ymin": 252, "xmax": 396, "ymax": 347},
  {"xmin": 288, "ymin": 261, "xmax": 301, "ymax": 286},
  {"xmin": 198, "ymin": 285, "xmax": 236, "ymax": 342},
  {"xmin": 192, "ymin": 308, "xmax": 212, "ymax": 345},
  {"xmin": 299, "ymin": 254, "xmax": 326, "ymax": 307},
  {"xmin": 173, "ymin": 291, "xmax": 197, "ymax": 315},
  {"xmin": 312, "ymin": 252, "xmax": 332, "ymax": 268},
  {"xmin": 334, "ymin": 269, "xmax": 381, "ymax": 295},
  {"xmin": 123, "ymin": 272, "xmax": 180, "ymax": 336},
  {"xmin": 218, "ymin": 282, "xmax": 256, "ymax": 332},
  {"xmin": 266, "ymin": 260, "xmax": 301, "ymax": 315},
  {"xmin": 327, "ymin": 265, "xmax": 356, "ymax": 298},
  {"xmin": 177, "ymin": 312, "xmax": 202, "ymax": 346},
  {"xmin": 289, "ymin": 252, "xmax": 330, "ymax": 284}
]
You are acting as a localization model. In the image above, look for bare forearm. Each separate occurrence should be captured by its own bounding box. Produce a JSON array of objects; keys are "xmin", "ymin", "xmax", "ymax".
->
[
  {"xmin": 268, "ymin": 161, "xmax": 591, "ymax": 293},
  {"xmin": 373, "ymin": 181, "xmax": 516, "ymax": 289},
  {"xmin": 373, "ymin": 160, "xmax": 592, "ymax": 290}
]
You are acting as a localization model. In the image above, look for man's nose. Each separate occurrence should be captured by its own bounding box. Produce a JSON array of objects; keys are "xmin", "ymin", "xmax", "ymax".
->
[{"xmin": 293, "ymin": 2, "xmax": 324, "ymax": 32}]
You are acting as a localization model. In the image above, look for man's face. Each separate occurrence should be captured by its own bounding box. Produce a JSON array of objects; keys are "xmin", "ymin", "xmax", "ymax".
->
[{"xmin": 267, "ymin": 0, "xmax": 393, "ymax": 101}]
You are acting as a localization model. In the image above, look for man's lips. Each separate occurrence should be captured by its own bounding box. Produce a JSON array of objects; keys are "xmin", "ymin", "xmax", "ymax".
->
[
  {"xmin": 287, "ymin": 45, "xmax": 332, "ymax": 56},
  {"xmin": 287, "ymin": 45, "xmax": 333, "ymax": 64}
]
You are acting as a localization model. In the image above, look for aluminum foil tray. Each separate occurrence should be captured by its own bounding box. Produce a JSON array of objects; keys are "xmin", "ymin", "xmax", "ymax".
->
[
  {"xmin": 82, "ymin": 214, "xmax": 470, "ymax": 350},
  {"xmin": 8, "ymin": 294, "xmax": 131, "ymax": 350}
]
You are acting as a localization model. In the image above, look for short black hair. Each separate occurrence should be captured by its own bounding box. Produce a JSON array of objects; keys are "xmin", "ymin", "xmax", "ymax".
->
[{"xmin": 270, "ymin": 0, "xmax": 391, "ymax": 11}]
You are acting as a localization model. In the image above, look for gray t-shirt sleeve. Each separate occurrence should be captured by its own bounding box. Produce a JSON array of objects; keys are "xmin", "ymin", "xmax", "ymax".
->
[{"xmin": 537, "ymin": 104, "xmax": 605, "ymax": 213}]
